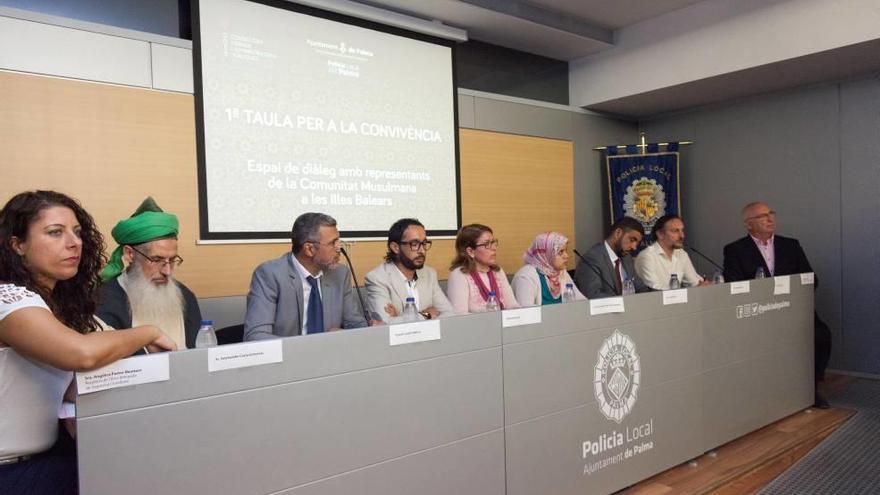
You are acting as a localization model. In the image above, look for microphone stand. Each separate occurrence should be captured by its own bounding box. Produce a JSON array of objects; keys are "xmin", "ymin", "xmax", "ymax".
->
[
  {"xmin": 685, "ymin": 245, "xmax": 723, "ymax": 271},
  {"xmin": 340, "ymin": 245, "xmax": 372, "ymax": 323},
  {"xmin": 573, "ymin": 248, "xmax": 619, "ymax": 295}
]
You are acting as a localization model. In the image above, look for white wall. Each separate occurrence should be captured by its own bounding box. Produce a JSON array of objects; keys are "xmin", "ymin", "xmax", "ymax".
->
[{"xmin": 569, "ymin": 0, "xmax": 880, "ymax": 108}]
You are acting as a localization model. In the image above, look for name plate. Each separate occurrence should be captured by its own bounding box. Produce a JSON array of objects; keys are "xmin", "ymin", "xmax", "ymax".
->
[
  {"xmin": 208, "ymin": 340, "xmax": 283, "ymax": 372},
  {"xmin": 800, "ymin": 272, "xmax": 815, "ymax": 285},
  {"xmin": 389, "ymin": 320, "xmax": 441, "ymax": 346},
  {"xmin": 773, "ymin": 275, "xmax": 791, "ymax": 295},
  {"xmin": 662, "ymin": 289, "xmax": 688, "ymax": 305},
  {"xmin": 77, "ymin": 353, "xmax": 169, "ymax": 395},
  {"xmin": 730, "ymin": 281, "xmax": 750, "ymax": 295},
  {"xmin": 590, "ymin": 297, "xmax": 625, "ymax": 315},
  {"xmin": 502, "ymin": 307, "xmax": 542, "ymax": 327}
]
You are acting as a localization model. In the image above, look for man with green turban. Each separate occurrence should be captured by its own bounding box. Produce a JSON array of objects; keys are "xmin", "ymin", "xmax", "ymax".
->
[{"xmin": 96, "ymin": 198, "xmax": 201, "ymax": 350}]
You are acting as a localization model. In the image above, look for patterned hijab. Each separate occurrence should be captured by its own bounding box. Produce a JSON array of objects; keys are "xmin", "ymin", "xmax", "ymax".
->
[{"xmin": 523, "ymin": 232, "xmax": 568, "ymax": 297}]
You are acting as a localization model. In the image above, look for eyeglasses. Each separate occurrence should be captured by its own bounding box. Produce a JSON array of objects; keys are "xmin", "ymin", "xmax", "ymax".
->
[
  {"xmin": 398, "ymin": 240, "xmax": 432, "ymax": 251},
  {"xmin": 308, "ymin": 239, "xmax": 344, "ymax": 249},
  {"xmin": 129, "ymin": 245, "xmax": 183, "ymax": 268},
  {"xmin": 748, "ymin": 211, "xmax": 776, "ymax": 221},
  {"xmin": 475, "ymin": 239, "xmax": 499, "ymax": 250}
]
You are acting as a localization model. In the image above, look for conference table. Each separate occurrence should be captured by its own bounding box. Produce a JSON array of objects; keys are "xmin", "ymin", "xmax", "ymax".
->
[{"xmin": 76, "ymin": 275, "xmax": 814, "ymax": 495}]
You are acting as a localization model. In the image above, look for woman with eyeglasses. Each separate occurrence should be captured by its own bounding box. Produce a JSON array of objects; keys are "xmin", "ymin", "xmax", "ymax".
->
[
  {"xmin": 0, "ymin": 191, "xmax": 176, "ymax": 494},
  {"xmin": 512, "ymin": 232, "xmax": 585, "ymax": 307},
  {"xmin": 446, "ymin": 223, "xmax": 519, "ymax": 314}
]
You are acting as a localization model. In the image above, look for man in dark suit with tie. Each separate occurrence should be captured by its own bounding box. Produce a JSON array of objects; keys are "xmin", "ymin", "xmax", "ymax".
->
[
  {"xmin": 243, "ymin": 212, "xmax": 370, "ymax": 340},
  {"xmin": 575, "ymin": 217, "xmax": 651, "ymax": 298},
  {"xmin": 722, "ymin": 201, "xmax": 832, "ymax": 408}
]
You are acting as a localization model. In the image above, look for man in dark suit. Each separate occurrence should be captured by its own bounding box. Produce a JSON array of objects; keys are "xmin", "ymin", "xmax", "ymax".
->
[
  {"xmin": 575, "ymin": 217, "xmax": 651, "ymax": 298},
  {"xmin": 243, "ymin": 212, "xmax": 372, "ymax": 340},
  {"xmin": 723, "ymin": 201, "xmax": 832, "ymax": 408}
]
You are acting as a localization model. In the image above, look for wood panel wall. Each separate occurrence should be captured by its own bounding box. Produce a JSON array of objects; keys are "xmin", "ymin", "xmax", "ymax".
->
[{"xmin": 0, "ymin": 70, "xmax": 574, "ymax": 297}]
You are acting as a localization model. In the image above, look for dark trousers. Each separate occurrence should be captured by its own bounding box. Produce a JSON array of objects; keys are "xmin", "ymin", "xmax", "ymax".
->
[
  {"xmin": 815, "ymin": 313, "xmax": 832, "ymax": 383},
  {"xmin": 0, "ymin": 425, "xmax": 77, "ymax": 495}
]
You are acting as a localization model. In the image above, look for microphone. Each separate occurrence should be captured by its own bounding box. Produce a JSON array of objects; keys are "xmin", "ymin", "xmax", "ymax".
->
[
  {"xmin": 685, "ymin": 245, "xmax": 723, "ymax": 271},
  {"xmin": 339, "ymin": 245, "xmax": 372, "ymax": 323},
  {"xmin": 573, "ymin": 248, "xmax": 618, "ymax": 295}
]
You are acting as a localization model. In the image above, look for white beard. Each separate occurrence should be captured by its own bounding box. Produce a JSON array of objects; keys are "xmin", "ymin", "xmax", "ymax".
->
[{"xmin": 122, "ymin": 269, "xmax": 186, "ymax": 347}]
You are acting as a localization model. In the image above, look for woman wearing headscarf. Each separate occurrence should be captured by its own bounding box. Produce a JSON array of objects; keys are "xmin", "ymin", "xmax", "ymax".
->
[{"xmin": 512, "ymin": 231, "xmax": 585, "ymax": 306}]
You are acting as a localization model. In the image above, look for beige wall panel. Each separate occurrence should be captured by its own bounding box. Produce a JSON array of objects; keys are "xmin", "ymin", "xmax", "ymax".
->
[{"xmin": 1, "ymin": 72, "xmax": 573, "ymax": 297}]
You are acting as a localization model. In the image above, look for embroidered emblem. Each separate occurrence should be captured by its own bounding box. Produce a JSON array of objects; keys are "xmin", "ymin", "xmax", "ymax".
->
[{"xmin": 623, "ymin": 177, "xmax": 666, "ymax": 233}]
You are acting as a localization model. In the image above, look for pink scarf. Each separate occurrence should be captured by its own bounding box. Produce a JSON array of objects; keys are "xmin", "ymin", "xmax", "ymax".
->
[
  {"xmin": 523, "ymin": 232, "xmax": 568, "ymax": 298},
  {"xmin": 469, "ymin": 270, "xmax": 505, "ymax": 310}
]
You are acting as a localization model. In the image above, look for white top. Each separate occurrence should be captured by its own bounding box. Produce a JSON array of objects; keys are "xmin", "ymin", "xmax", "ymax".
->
[
  {"xmin": 634, "ymin": 243, "xmax": 704, "ymax": 290},
  {"xmin": 290, "ymin": 254, "xmax": 323, "ymax": 334},
  {"xmin": 0, "ymin": 284, "xmax": 72, "ymax": 460},
  {"xmin": 511, "ymin": 265, "xmax": 586, "ymax": 307},
  {"xmin": 393, "ymin": 265, "xmax": 420, "ymax": 309}
]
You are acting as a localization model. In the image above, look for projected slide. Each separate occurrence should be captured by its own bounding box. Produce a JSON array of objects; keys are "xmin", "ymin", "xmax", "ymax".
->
[{"xmin": 195, "ymin": 0, "xmax": 459, "ymax": 238}]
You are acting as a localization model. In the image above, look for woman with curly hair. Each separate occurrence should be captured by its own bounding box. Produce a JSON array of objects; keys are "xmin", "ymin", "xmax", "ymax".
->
[{"xmin": 0, "ymin": 191, "xmax": 175, "ymax": 494}]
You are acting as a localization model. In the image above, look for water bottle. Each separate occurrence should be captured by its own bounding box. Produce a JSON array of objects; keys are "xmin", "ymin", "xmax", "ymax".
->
[
  {"xmin": 562, "ymin": 283, "xmax": 576, "ymax": 303},
  {"xmin": 402, "ymin": 297, "xmax": 420, "ymax": 322},
  {"xmin": 485, "ymin": 291, "xmax": 500, "ymax": 312},
  {"xmin": 195, "ymin": 320, "xmax": 218, "ymax": 348},
  {"xmin": 669, "ymin": 274, "xmax": 681, "ymax": 290},
  {"xmin": 712, "ymin": 270, "xmax": 725, "ymax": 284},
  {"xmin": 755, "ymin": 267, "xmax": 766, "ymax": 279},
  {"xmin": 622, "ymin": 278, "xmax": 636, "ymax": 296}
]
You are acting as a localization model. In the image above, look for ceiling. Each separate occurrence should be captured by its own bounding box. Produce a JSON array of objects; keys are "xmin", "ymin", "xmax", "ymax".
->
[
  {"xmin": 524, "ymin": 0, "xmax": 707, "ymax": 30},
  {"xmin": 357, "ymin": 0, "xmax": 880, "ymax": 118},
  {"xmin": 359, "ymin": 0, "xmax": 706, "ymax": 61},
  {"xmin": 593, "ymin": 38, "xmax": 880, "ymax": 119}
]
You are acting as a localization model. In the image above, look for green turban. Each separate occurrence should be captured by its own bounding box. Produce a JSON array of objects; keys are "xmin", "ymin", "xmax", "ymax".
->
[{"xmin": 100, "ymin": 197, "xmax": 179, "ymax": 281}]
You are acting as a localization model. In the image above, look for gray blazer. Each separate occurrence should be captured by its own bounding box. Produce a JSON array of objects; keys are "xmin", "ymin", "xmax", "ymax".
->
[
  {"xmin": 243, "ymin": 253, "xmax": 368, "ymax": 340},
  {"xmin": 574, "ymin": 241, "xmax": 650, "ymax": 299},
  {"xmin": 363, "ymin": 262, "xmax": 457, "ymax": 323}
]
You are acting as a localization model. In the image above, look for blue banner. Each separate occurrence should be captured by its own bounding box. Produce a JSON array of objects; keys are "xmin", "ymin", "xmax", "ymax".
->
[{"xmin": 606, "ymin": 147, "xmax": 680, "ymax": 240}]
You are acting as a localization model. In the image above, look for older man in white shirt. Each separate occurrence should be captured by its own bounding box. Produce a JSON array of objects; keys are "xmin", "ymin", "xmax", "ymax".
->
[{"xmin": 635, "ymin": 214, "xmax": 711, "ymax": 290}]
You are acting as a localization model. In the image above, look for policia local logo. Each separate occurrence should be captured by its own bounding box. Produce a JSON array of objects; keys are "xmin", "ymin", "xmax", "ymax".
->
[{"xmin": 594, "ymin": 330, "xmax": 641, "ymax": 423}]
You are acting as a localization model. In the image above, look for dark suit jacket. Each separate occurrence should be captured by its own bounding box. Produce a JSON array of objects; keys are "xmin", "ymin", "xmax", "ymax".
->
[
  {"xmin": 96, "ymin": 277, "xmax": 202, "ymax": 350},
  {"xmin": 722, "ymin": 235, "xmax": 815, "ymax": 284},
  {"xmin": 243, "ymin": 253, "xmax": 368, "ymax": 340},
  {"xmin": 575, "ymin": 241, "xmax": 650, "ymax": 299}
]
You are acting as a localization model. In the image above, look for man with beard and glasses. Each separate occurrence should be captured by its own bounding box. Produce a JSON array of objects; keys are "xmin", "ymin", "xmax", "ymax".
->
[
  {"xmin": 97, "ymin": 198, "xmax": 201, "ymax": 350},
  {"xmin": 243, "ymin": 212, "xmax": 373, "ymax": 340},
  {"xmin": 575, "ymin": 216, "xmax": 651, "ymax": 298},
  {"xmin": 364, "ymin": 218, "xmax": 456, "ymax": 322}
]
